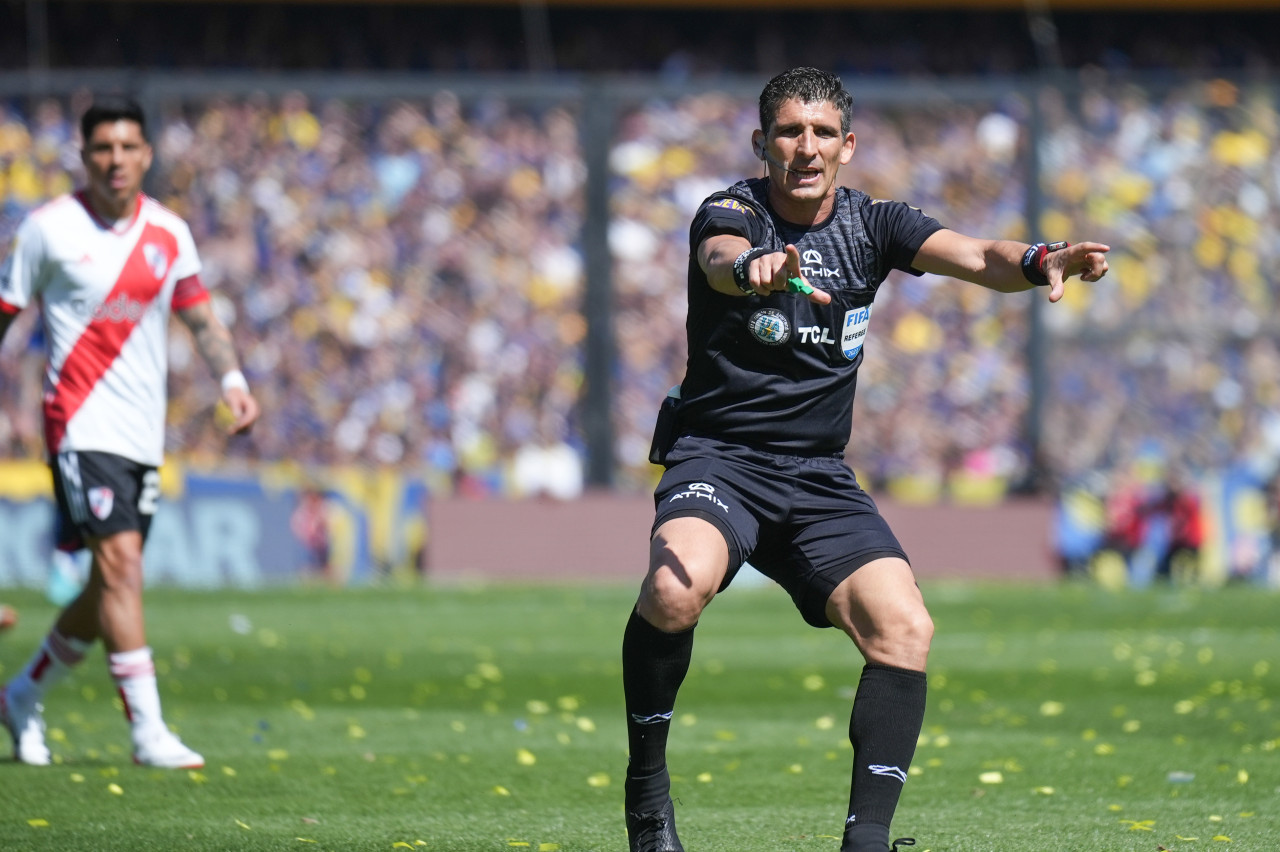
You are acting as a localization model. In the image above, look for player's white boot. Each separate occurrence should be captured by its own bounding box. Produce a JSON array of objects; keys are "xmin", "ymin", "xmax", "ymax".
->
[
  {"xmin": 0, "ymin": 685, "xmax": 52, "ymax": 766},
  {"xmin": 132, "ymin": 728, "xmax": 205, "ymax": 769}
]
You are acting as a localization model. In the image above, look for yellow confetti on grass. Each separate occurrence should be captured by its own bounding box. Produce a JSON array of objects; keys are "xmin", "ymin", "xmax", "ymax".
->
[
  {"xmin": 27, "ymin": 819, "xmax": 49, "ymax": 828},
  {"xmin": 493, "ymin": 786, "xmax": 511, "ymax": 796},
  {"xmin": 1120, "ymin": 819, "xmax": 1154, "ymax": 831},
  {"xmin": 586, "ymin": 773, "xmax": 610, "ymax": 787},
  {"xmin": 1033, "ymin": 786, "xmax": 1055, "ymax": 795},
  {"xmin": 223, "ymin": 766, "xmax": 237, "ymax": 777},
  {"xmin": 70, "ymin": 773, "xmax": 84, "ymax": 783},
  {"xmin": 1039, "ymin": 701, "xmax": 1065, "ymax": 717},
  {"xmin": 508, "ymin": 841, "xmax": 530, "ymax": 847},
  {"xmin": 979, "ymin": 772, "xmax": 1003, "ymax": 784},
  {"xmin": 296, "ymin": 839, "xmax": 317, "ymax": 844},
  {"xmin": 1212, "ymin": 836, "xmax": 1232, "ymax": 842},
  {"xmin": 539, "ymin": 845, "xmax": 560, "ymax": 851},
  {"xmin": 236, "ymin": 819, "xmax": 252, "ymax": 830},
  {"xmin": 107, "ymin": 784, "xmax": 124, "ymax": 795},
  {"xmin": 268, "ymin": 749, "xmax": 289, "ymax": 761},
  {"xmin": 517, "ymin": 749, "xmax": 537, "ymax": 766}
]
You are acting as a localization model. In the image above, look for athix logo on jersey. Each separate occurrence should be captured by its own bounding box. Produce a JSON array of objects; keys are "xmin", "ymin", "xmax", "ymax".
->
[
  {"xmin": 868, "ymin": 764, "xmax": 908, "ymax": 784},
  {"xmin": 748, "ymin": 309, "xmax": 790, "ymax": 345},
  {"xmin": 841, "ymin": 305, "xmax": 873, "ymax": 360},
  {"xmin": 667, "ymin": 481, "xmax": 731, "ymax": 513},
  {"xmin": 87, "ymin": 486, "xmax": 115, "ymax": 520},
  {"xmin": 799, "ymin": 249, "xmax": 842, "ymax": 280},
  {"xmin": 142, "ymin": 242, "xmax": 172, "ymax": 280}
]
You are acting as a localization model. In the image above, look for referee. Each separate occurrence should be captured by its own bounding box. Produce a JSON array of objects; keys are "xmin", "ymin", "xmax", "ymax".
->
[{"xmin": 621, "ymin": 67, "xmax": 1109, "ymax": 852}]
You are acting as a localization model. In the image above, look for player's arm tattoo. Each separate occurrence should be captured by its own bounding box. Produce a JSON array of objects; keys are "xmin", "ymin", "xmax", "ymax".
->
[{"xmin": 176, "ymin": 300, "xmax": 242, "ymax": 378}]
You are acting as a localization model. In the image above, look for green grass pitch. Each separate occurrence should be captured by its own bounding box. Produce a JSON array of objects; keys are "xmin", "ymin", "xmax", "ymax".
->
[{"xmin": 0, "ymin": 581, "xmax": 1276, "ymax": 851}]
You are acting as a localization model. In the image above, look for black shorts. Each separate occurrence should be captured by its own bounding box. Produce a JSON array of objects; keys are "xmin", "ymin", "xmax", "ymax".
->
[
  {"xmin": 51, "ymin": 451, "xmax": 160, "ymax": 551},
  {"xmin": 652, "ymin": 435, "xmax": 908, "ymax": 628}
]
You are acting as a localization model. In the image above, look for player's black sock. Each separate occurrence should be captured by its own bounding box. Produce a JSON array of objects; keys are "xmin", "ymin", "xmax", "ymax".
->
[
  {"xmin": 622, "ymin": 607, "xmax": 695, "ymax": 813},
  {"xmin": 841, "ymin": 663, "xmax": 927, "ymax": 851},
  {"xmin": 842, "ymin": 823, "xmax": 889, "ymax": 852}
]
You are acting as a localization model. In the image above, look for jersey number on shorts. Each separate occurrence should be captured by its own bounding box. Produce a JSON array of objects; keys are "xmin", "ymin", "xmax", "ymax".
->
[{"xmin": 138, "ymin": 470, "xmax": 161, "ymax": 516}]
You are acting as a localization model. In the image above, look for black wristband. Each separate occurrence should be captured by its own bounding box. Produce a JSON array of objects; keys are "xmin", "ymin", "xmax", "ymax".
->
[
  {"xmin": 1021, "ymin": 241, "xmax": 1070, "ymax": 287},
  {"xmin": 732, "ymin": 247, "xmax": 769, "ymax": 295}
]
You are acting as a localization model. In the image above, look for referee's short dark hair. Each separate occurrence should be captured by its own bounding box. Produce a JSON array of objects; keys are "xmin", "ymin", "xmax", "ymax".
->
[
  {"xmin": 81, "ymin": 96, "xmax": 149, "ymax": 144},
  {"xmin": 759, "ymin": 67, "xmax": 853, "ymax": 136}
]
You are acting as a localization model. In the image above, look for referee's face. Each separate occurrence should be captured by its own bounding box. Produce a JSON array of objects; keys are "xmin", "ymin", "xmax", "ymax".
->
[
  {"xmin": 82, "ymin": 119, "xmax": 154, "ymax": 221},
  {"xmin": 757, "ymin": 98, "xmax": 855, "ymax": 219}
]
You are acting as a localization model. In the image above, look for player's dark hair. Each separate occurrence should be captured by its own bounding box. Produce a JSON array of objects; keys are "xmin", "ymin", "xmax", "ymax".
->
[
  {"xmin": 80, "ymin": 97, "xmax": 148, "ymax": 144},
  {"xmin": 759, "ymin": 67, "xmax": 852, "ymax": 135}
]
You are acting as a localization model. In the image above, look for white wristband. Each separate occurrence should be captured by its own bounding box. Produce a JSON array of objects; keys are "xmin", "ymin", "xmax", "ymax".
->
[{"xmin": 220, "ymin": 369, "xmax": 250, "ymax": 395}]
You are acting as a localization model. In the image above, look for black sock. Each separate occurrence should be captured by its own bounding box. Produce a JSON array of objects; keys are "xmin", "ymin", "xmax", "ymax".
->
[
  {"xmin": 842, "ymin": 663, "xmax": 927, "ymax": 848},
  {"xmin": 622, "ymin": 607, "xmax": 695, "ymax": 812}
]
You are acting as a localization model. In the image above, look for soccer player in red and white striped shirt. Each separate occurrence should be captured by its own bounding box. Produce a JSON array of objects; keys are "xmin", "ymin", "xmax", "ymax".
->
[{"xmin": 0, "ymin": 97, "xmax": 260, "ymax": 768}]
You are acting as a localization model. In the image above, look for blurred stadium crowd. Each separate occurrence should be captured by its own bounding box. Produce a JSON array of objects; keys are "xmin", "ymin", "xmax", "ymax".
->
[{"xmin": 2, "ymin": 9, "xmax": 1280, "ymax": 583}]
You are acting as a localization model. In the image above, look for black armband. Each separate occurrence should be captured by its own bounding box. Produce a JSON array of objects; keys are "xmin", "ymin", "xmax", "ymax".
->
[
  {"xmin": 731, "ymin": 247, "xmax": 769, "ymax": 295},
  {"xmin": 1021, "ymin": 241, "xmax": 1070, "ymax": 287}
]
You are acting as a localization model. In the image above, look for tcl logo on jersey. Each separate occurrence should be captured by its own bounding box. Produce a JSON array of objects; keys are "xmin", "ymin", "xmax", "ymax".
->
[
  {"xmin": 72, "ymin": 294, "xmax": 154, "ymax": 323},
  {"xmin": 799, "ymin": 249, "xmax": 842, "ymax": 280},
  {"xmin": 797, "ymin": 326, "xmax": 836, "ymax": 344}
]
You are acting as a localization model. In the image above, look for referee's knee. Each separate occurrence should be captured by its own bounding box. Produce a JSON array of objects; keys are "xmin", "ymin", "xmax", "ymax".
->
[
  {"xmin": 639, "ymin": 568, "xmax": 714, "ymax": 632},
  {"xmin": 859, "ymin": 607, "xmax": 933, "ymax": 670}
]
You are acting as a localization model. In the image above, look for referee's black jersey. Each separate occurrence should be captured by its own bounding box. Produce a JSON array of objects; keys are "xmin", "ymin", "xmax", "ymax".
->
[{"xmin": 675, "ymin": 177, "xmax": 944, "ymax": 456}]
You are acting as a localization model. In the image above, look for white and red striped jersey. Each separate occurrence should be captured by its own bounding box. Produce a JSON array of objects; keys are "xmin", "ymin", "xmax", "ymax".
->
[{"xmin": 0, "ymin": 191, "xmax": 210, "ymax": 465}]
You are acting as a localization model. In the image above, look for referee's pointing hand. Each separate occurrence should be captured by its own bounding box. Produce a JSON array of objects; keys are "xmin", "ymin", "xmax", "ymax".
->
[{"xmin": 1043, "ymin": 241, "xmax": 1111, "ymax": 303}]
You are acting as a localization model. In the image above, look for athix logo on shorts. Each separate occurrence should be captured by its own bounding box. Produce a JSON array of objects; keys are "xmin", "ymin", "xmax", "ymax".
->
[
  {"xmin": 87, "ymin": 486, "xmax": 115, "ymax": 520},
  {"xmin": 841, "ymin": 305, "xmax": 873, "ymax": 360},
  {"xmin": 748, "ymin": 309, "xmax": 790, "ymax": 345},
  {"xmin": 799, "ymin": 249, "xmax": 842, "ymax": 280},
  {"xmin": 667, "ymin": 481, "xmax": 731, "ymax": 513}
]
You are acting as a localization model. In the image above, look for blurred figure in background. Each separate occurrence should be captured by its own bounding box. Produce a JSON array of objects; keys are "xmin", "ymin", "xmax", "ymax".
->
[
  {"xmin": 0, "ymin": 97, "xmax": 259, "ymax": 768},
  {"xmin": 1153, "ymin": 469, "xmax": 1204, "ymax": 583},
  {"xmin": 290, "ymin": 485, "xmax": 333, "ymax": 582}
]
